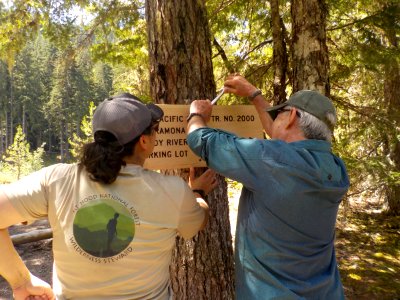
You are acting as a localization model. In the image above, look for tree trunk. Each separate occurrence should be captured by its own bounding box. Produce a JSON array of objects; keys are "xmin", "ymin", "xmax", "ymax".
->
[
  {"xmin": 22, "ymin": 104, "xmax": 27, "ymax": 137},
  {"xmin": 7, "ymin": 70, "xmax": 14, "ymax": 147},
  {"xmin": 59, "ymin": 118, "xmax": 69, "ymax": 162},
  {"xmin": 145, "ymin": 1, "xmax": 235, "ymax": 299},
  {"xmin": 270, "ymin": 0, "xmax": 288, "ymax": 105},
  {"xmin": 0, "ymin": 124, "xmax": 4, "ymax": 155},
  {"xmin": 6, "ymin": 110, "xmax": 12, "ymax": 149},
  {"xmin": 387, "ymin": 141, "xmax": 400, "ymax": 215},
  {"xmin": 291, "ymin": 0, "xmax": 330, "ymax": 95},
  {"xmin": 384, "ymin": 28, "xmax": 400, "ymax": 216},
  {"xmin": 146, "ymin": 1, "xmax": 216, "ymax": 103}
]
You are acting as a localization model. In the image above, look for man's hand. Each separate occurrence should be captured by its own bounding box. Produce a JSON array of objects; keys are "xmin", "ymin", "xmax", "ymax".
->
[
  {"xmin": 12, "ymin": 273, "xmax": 55, "ymax": 300},
  {"xmin": 188, "ymin": 168, "xmax": 218, "ymax": 196},
  {"xmin": 189, "ymin": 99, "xmax": 213, "ymax": 122},
  {"xmin": 223, "ymin": 74, "xmax": 259, "ymax": 98},
  {"xmin": 224, "ymin": 73, "xmax": 274, "ymax": 137},
  {"xmin": 187, "ymin": 100, "xmax": 213, "ymax": 134}
]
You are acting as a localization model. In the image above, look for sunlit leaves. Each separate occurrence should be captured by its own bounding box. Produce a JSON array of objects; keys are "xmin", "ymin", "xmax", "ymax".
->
[
  {"xmin": 0, "ymin": 0, "xmax": 43, "ymax": 66},
  {"xmin": 348, "ymin": 273, "xmax": 362, "ymax": 280},
  {"xmin": 328, "ymin": 1, "xmax": 400, "ymax": 208},
  {"xmin": 207, "ymin": 0, "xmax": 279, "ymax": 94}
]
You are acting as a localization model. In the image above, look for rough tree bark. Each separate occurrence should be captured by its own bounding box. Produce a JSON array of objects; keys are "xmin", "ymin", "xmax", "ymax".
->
[
  {"xmin": 270, "ymin": 0, "xmax": 288, "ymax": 105},
  {"xmin": 384, "ymin": 25, "xmax": 400, "ymax": 215},
  {"xmin": 7, "ymin": 70, "xmax": 14, "ymax": 148},
  {"xmin": 291, "ymin": 0, "xmax": 330, "ymax": 95},
  {"xmin": 145, "ymin": 1, "xmax": 235, "ymax": 299}
]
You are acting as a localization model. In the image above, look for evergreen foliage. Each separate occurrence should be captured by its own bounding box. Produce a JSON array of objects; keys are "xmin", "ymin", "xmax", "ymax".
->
[
  {"xmin": 327, "ymin": 1, "xmax": 400, "ymax": 212},
  {"xmin": 0, "ymin": 1, "xmax": 398, "ymax": 298},
  {"xmin": 0, "ymin": 0, "xmax": 398, "ymax": 213},
  {"xmin": 69, "ymin": 101, "xmax": 95, "ymax": 159},
  {"xmin": 0, "ymin": 125, "xmax": 45, "ymax": 182}
]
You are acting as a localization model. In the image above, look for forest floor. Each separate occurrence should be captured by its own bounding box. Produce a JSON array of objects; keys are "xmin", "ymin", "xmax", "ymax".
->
[{"xmin": 0, "ymin": 185, "xmax": 399, "ymax": 300}]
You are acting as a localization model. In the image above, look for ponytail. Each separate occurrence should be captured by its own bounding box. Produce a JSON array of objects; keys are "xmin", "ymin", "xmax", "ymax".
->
[{"xmin": 80, "ymin": 131, "xmax": 137, "ymax": 184}]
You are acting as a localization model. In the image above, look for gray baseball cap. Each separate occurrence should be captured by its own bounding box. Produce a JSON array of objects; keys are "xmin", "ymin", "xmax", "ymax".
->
[
  {"xmin": 92, "ymin": 93, "xmax": 164, "ymax": 145},
  {"xmin": 266, "ymin": 90, "xmax": 336, "ymax": 130}
]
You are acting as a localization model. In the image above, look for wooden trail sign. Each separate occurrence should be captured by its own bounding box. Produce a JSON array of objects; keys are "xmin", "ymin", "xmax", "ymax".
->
[{"xmin": 143, "ymin": 105, "xmax": 264, "ymax": 170}]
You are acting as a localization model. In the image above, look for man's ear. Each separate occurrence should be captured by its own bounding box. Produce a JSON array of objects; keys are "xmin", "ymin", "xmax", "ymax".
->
[{"xmin": 284, "ymin": 108, "xmax": 298, "ymax": 129}]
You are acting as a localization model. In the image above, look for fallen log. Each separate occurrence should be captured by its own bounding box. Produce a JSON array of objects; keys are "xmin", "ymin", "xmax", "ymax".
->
[{"xmin": 11, "ymin": 229, "xmax": 53, "ymax": 245}]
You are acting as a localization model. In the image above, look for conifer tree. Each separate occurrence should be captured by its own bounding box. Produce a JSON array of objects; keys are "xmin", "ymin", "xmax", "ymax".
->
[
  {"xmin": 69, "ymin": 101, "xmax": 95, "ymax": 159},
  {"xmin": 1, "ymin": 125, "xmax": 44, "ymax": 181}
]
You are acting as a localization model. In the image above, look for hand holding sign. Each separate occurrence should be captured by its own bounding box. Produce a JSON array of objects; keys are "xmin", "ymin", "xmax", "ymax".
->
[
  {"xmin": 188, "ymin": 168, "xmax": 218, "ymax": 196},
  {"xmin": 189, "ymin": 99, "xmax": 213, "ymax": 123}
]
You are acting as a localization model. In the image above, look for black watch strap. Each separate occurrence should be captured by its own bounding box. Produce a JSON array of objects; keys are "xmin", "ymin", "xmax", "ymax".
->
[
  {"xmin": 248, "ymin": 89, "xmax": 262, "ymax": 101},
  {"xmin": 187, "ymin": 113, "xmax": 204, "ymax": 122},
  {"xmin": 192, "ymin": 189, "xmax": 206, "ymax": 198}
]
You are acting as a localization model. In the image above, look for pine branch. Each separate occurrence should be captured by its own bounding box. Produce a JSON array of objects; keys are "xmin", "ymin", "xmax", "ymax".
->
[
  {"xmin": 212, "ymin": 38, "xmax": 235, "ymax": 73},
  {"xmin": 327, "ymin": 9, "xmax": 389, "ymax": 31}
]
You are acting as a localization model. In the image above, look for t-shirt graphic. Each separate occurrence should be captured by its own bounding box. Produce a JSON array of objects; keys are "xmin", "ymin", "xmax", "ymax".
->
[{"xmin": 73, "ymin": 197, "xmax": 135, "ymax": 258}]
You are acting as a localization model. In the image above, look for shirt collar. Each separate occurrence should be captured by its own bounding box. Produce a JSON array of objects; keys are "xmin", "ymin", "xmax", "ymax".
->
[{"xmin": 288, "ymin": 139, "xmax": 332, "ymax": 152}]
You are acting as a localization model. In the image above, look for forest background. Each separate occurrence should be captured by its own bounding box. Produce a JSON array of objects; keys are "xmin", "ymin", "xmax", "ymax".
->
[{"xmin": 0, "ymin": 0, "xmax": 399, "ymax": 299}]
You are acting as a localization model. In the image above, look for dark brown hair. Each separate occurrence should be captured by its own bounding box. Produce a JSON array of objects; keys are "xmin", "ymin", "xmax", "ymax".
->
[{"xmin": 80, "ymin": 125, "xmax": 154, "ymax": 184}]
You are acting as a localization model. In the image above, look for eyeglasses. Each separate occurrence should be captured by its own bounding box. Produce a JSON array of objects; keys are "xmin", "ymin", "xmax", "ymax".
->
[
  {"xmin": 276, "ymin": 108, "xmax": 291, "ymax": 115},
  {"xmin": 275, "ymin": 107, "xmax": 301, "ymax": 119}
]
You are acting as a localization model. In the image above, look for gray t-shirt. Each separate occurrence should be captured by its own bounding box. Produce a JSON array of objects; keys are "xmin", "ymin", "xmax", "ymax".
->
[{"xmin": 2, "ymin": 163, "xmax": 205, "ymax": 299}]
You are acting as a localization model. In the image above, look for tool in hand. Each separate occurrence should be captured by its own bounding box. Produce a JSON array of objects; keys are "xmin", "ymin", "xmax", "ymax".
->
[{"xmin": 211, "ymin": 88, "xmax": 225, "ymax": 105}]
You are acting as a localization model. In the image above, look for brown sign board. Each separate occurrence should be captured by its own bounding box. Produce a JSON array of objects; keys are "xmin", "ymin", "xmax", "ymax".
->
[{"xmin": 143, "ymin": 104, "xmax": 264, "ymax": 170}]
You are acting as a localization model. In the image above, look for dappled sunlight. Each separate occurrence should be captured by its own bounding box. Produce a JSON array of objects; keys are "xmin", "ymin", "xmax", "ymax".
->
[
  {"xmin": 336, "ymin": 199, "xmax": 400, "ymax": 299},
  {"xmin": 348, "ymin": 273, "xmax": 362, "ymax": 281},
  {"xmin": 227, "ymin": 179, "xmax": 241, "ymax": 244},
  {"xmin": 29, "ymin": 257, "xmax": 47, "ymax": 266}
]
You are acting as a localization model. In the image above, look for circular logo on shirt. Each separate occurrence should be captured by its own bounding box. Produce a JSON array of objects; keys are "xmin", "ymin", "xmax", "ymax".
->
[{"xmin": 73, "ymin": 198, "xmax": 135, "ymax": 258}]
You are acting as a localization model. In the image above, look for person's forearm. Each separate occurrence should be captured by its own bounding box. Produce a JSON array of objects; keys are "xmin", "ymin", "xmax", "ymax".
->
[
  {"xmin": 187, "ymin": 115, "xmax": 207, "ymax": 134},
  {"xmin": 223, "ymin": 74, "xmax": 274, "ymax": 137},
  {"xmin": 0, "ymin": 228, "xmax": 30, "ymax": 289},
  {"xmin": 251, "ymin": 94, "xmax": 274, "ymax": 137}
]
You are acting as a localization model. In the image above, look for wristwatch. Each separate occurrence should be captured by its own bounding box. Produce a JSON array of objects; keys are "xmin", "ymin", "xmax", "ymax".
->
[
  {"xmin": 248, "ymin": 89, "xmax": 262, "ymax": 101},
  {"xmin": 187, "ymin": 113, "xmax": 204, "ymax": 122}
]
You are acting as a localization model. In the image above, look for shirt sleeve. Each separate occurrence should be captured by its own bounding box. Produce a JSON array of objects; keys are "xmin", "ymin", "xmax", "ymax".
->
[
  {"xmin": 187, "ymin": 127, "xmax": 265, "ymax": 190},
  {"xmin": 1, "ymin": 167, "xmax": 50, "ymax": 222},
  {"xmin": 176, "ymin": 181, "xmax": 205, "ymax": 240}
]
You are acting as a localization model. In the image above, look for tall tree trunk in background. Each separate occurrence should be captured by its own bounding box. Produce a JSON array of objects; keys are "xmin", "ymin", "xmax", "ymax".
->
[
  {"xmin": 146, "ymin": 1, "xmax": 235, "ymax": 299},
  {"xmin": 6, "ymin": 110, "xmax": 12, "ymax": 148},
  {"xmin": 22, "ymin": 105, "xmax": 27, "ymax": 136},
  {"xmin": 291, "ymin": 0, "xmax": 330, "ymax": 95},
  {"xmin": 7, "ymin": 70, "xmax": 14, "ymax": 147},
  {"xmin": 59, "ymin": 118, "xmax": 68, "ymax": 162},
  {"xmin": 384, "ymin": 26, "xmax": 400, "ymax": 216},
  {"xmin": 0, "ymin": 126, "xmax": 3, "ymax": 154},
  {"xmin": 270, "ymin": 0, "xmax": 288, "ymax": 105}
]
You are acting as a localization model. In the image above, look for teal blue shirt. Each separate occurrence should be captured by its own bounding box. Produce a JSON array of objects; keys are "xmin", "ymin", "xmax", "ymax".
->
[{"xmin": 187, "ymin": 128, "xmax": 349, "ymax": 300}]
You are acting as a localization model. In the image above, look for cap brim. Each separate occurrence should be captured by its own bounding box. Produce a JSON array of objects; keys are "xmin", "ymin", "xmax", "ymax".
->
[
  {"xmin": 146, "ymin": 103, "xmax": 164, "ymax": 122},
  {"xmin": 265, "ymin": 102, "xmax": 287, "ymax": 120}
]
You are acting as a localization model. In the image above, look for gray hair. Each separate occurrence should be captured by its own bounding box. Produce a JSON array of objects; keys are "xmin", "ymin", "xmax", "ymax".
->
[{"xmin": 288, "ymin": 106, "xmax": 336, "ymax": 142}]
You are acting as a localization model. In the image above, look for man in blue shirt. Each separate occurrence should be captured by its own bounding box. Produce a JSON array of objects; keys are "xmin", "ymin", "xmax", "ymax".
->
[{"xmin": 186, "ymin": 75, "xmax": 349, "ymax": 299}]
